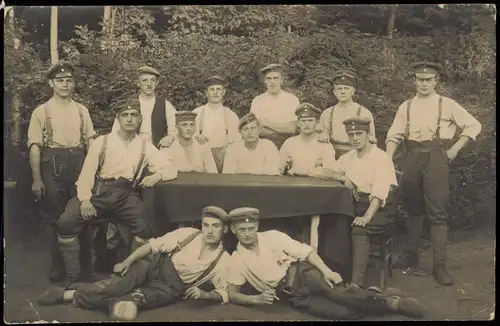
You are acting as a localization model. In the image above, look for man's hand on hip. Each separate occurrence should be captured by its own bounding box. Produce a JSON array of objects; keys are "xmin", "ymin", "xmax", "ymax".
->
[{"xmin": 80, "ymin": 200, "xmax": 97, "ymax": 220}]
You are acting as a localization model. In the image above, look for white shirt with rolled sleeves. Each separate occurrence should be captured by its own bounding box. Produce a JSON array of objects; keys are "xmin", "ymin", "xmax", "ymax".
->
[
  {"xmin": 149, "ymin": 227, "xmax": 230, "ymax": 304},
  {"xmin": 111, "ymin": 96, "xmax": 178, "ymax": 144},
  {"xmin": 319, "ymin": 104, "xmax": 376, "ymax": 143},
  {"xmin": 192, "ymin": 104, "xmax": 241, "ymax": 149},
  {"xmin": 161, "ymin": 140, "xmax": 218, "ymax": 173},
  {"xmin": 386, "ymin": 94, "xmax": 482, "ymax": 145},
  {"xmin": 228, "ymin": 230, "xmax": 313, "ymax": 293},
  {"xmin": 334, "ymin": 146, "xmax": 397, "ymax": 206},
  {"xmin": 222, "ymin": 139, "xmax": 280, "ymax": 175},
  {"xmin": 76, "ymin": 132, "xmax": 178, "ymax": 202},
  {"xmin": 279, "ymin": 136, "xmax": 336, "ymax": 175},
  {"xmin": 250, "ymin": 91, "xmax": 300, "ymax": 125},
  {"xmin": 27, "ymin": 99, "xmax": 96, "ymax": 148}
]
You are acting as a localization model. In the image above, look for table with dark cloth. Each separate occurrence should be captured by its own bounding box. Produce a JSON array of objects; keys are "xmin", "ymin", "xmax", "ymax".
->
[{"xmin": 142, "ymin": 172, "xmax": 355, "ymax": 281}]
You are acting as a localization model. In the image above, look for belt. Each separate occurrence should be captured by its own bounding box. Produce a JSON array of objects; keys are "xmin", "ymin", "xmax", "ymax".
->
[
  {"xmin": 96, "ymin": 177, "xmax": 134, "ymax": 187},
  {"xmin": 406, "ymin": 139, "xmax": 452, "ymax": 152},
  {"xmin": 278, "ymin": 261, "xmax": 299, "ymax": 297}
]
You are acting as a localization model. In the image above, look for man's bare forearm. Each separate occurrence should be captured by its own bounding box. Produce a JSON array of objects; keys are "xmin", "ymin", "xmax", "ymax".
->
[
  {"xmin": 385, "ymin": 141, "xmax": 399, "ymax": 159},
  {"xmin": 29, "ymin": 145, "xmax": 43, "ymax": 182},
  {"xmin": 123, "ymin": 243, "xmax": 153, "ymax": 265},
  {"xmin": 228, "ymin": 291, "xmax": 259, "ymax": 306},
  {"xmin": 450, "ymin": 135, "xmax": 471, "ymax": 154},
  {"xmin": 321, "ymin": 169, "xmax": 348, "ymax": 183},
  {"xmin": 306, "ymin": 250, "xmax": 331, "ymax": 276},
  {"xmin": 364, "ymin": 197, "xmax": 382, "ymax": 220}
]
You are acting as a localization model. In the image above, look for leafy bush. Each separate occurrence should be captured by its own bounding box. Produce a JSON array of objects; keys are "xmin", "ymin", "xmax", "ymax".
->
[{"xmin": 5, "ymin": 5, "xmax": 496, "ymax": 229}]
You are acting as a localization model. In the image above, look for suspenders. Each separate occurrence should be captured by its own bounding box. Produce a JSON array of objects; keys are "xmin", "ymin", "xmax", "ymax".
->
[
  {"xmin": 95, "ymin": 134, "xmax": 146, "ymax": 187},
  {"xmin": 328, "ymin": 104, "xmax": 362, "ymax": 139},
  {"xmin": 198, "ymin": 105, "xmax": 229, "ymax": 137},
  {"xmin": 404, "ymin": 96, "xmax": 443, "ymax": 141},
  {"xmin": 168, "ymin": 229, "xmax": 224, "ymax": 286},
  {"xmin": 43, "ymin": 103, "xmax": 86, "ymax": 147}
]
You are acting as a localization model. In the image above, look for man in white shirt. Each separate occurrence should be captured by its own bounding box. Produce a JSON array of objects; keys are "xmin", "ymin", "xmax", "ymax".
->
[
  {"xmin": 223, "ymin": 112, "xmax": 280, "ymax": 175},
  {"xmin": 55, "ymin": 99, "xmax": 178, "ymax": 286},
  {"xmin": 250, "ymin": 64, "xmax": 300, "ymax": 150},
  {"xmin": 386, "ymin": 62, "xmax": 482, "ymax": 286},
  {"xmin": 163, "ymin": 111, "xmax": 217, "ymax": 173},
  {"xmin": 279, "ymin": 103, "xmax": 336, "ymax": 177},
  {"xmin": 192, "ymin": 76, "xmax": 241, "ymax": 173},
  {"xmin": 111, "ymin": 66, "xmax": 177, "ymax": 149},
  {"xmin": 39, "ymin": 206, "xmax": 230, "ymax": 321},
  {"xmin": 227, "ymin": 207, "xmax": 424, "ymax": 320},
  {"xmin": 28, "ymin": 61, "xmax": 98, "ymax": 282},
  {"xmin": 324, "ymin": 116, "xmax": 398, "ymax": 288},
  {"xmin": 317, "ymin": 70, "xmax": 376, "ymax": 159}
]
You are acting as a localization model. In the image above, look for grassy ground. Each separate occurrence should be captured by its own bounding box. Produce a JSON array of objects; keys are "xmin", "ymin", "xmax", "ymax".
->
[{"xmin": 3, "ymin": 195, "xmax": 495, "ymax": 322}]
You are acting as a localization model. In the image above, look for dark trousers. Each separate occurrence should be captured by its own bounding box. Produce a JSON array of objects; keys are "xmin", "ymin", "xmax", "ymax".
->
[
  {"xmin": 317, "ymin": 214, "xmax": 352, "ymax": 282},
  {"xmin": 401, "ymin": 145, "xmax": 450, "ymax": 254},
  {"xmin": 211, "ymin": 146, "xmax": 227, "ymax": 174},
  {"xmin": 39, "ymin": 147, "xmax": 86, "ymax": 271},
  {"xmin": 74, "ymin": 254, "xmax": 186, "ymax": 312},
  {"xmin": 351, "ymin": 194, "xmax": 389, "ymax": 285},
  {"xmin": 57, "ymin": 183, "xmax": 152, "ymax": 239},
  {"xmin": 290, "ymin": 262, "xmax": 391, "ymax": 320}
]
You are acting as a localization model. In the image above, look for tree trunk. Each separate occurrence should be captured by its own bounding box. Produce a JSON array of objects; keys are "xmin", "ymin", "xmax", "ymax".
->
[
  {"xmin": 103, "ymin": 6, "xmax": 112, "ymax": 34},
  {"xmin": 387, "ymin": 5, "xmax": 397, "ymax": 39},
  {"xmin": 110, "ymin": 6, "xmax": 117, "ymax": 35},
  {"xmin": 50, "ymin": 6, "xmax": 59, "ymax": 64},
  {"xmin": 6, "ymin": 7, "xmax": 22, "ymax": 148}
]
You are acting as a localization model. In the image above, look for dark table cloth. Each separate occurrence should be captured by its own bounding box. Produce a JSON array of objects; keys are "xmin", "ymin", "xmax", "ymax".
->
[{"xmin": 153, "ymin": 172, "xmax": 355, "ymax": 223}]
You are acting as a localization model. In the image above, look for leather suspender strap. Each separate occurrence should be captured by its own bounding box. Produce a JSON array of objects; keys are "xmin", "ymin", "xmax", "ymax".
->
[
  {"xmin": 131, "ymin": 138, "xmax": 147, "ymax": 187},
  {"xmin": 328, "ymin": 106, "xmax": 335, "ymax": 138},
  {"xmin": 198, "ymin": 106, "xmax": 206, "ymax": 135},
  {"xmin": 435, "ymin": 96, "xmax": 443, "ymax": 140},
  {"xmin": 199, "ymin": 105, "xmax": 229, "ymax": 136},
  {"xmin": 44, "ymin": 105, "xmax": 53, "ymax": 147},
  {"xmin": 77, "ymin": 103, "xmax": 86, "ymax": 147},
  {"xmin": 95, "ymin": 134, "xmax": 108, "ymax": 179},
  {"xmin": 404, "ymin": 99, "xmax": 413, "ymax": 141},
  {"xmin": 190, "ymin": 247, "xmax": 225, "ymax": 286},
  {"xmin": 169, "ymin": 230, "xmax": 202, "ymax": 258},
  {"xmin": 356, "ymin": 104, "xmax": 362, "ymax": 116}
]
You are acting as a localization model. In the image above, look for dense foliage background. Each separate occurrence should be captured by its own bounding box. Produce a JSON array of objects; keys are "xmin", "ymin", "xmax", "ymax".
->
[{"xmin": 4, "ymin": 5, "xmax": 496, "ymax": 230}]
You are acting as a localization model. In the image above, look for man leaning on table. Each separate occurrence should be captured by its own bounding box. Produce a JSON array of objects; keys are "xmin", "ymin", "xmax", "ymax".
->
[
  {"xmin": 250, "ymin": 63, "xmax": 300, "ymax": 150},
  {"xmin": 227, "ymin": 207, "xmax": 424, "ymax": 320},
  {"xmin": 223, "ymin": 112, "xmax": 280, "ymax": 175},
  {"xmin": 320, "ymin": 116, "xmax": 398, "ymax": 289},
  {"xmin": 163, "ymin": 111, "xmax": 218, "ymax": 173}
]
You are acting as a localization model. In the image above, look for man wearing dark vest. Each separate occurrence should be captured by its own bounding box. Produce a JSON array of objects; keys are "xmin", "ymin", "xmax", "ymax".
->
[
  {"xmin": 318, "ymin": 69, "xmax": 376, "ymax": 159},
  {"xmin": 250, "ymin": 64, "xmax": 300, "ymax": 150},
  {"xmin": 55, "ymin": 98, "xmax": 178, "ymax": 287},
  {"xmin": 27, "ymin": 61, "xmax": 97, "ymax": 282},
  {"xmin": 111, "ymin": 66, "xmax": 177, "ymax": 148},
  {"xmin": 38, "ymin": 206, "xmax": 230, "ymax": 321},
  {"xmin": 386, "ymin": 62, "xmax": 482, "ymax": 286}
]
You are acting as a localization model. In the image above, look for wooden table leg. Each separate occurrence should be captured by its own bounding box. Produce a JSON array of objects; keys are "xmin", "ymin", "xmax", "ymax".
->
[{"xmin": 310, "ymin": 215, "xmax": 320, "ymax": 249}]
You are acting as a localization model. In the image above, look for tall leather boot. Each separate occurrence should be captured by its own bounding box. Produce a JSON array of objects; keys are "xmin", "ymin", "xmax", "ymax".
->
[
  {"xmin": 351, "ymin": 227, "xmax": 370, "ymax": 287},
  {"xmin": 430, "ymin": 224, "xmax": 453, "ymax": 286},
  {"xmin": 393, "ymin": 215, "xmax": 423, "ymax": 269},
  {"xmin": 58, "ymin": 235, "xmax": 82, "ymax": 287},
  {"xmin": 42, "ymin": 222, "xmax": 66, "ymax": 282}
]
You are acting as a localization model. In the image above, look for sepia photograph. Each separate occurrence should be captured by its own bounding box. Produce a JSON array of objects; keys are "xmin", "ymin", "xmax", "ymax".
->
[{"xmin": 3, "ymin": 4, "xmax": 496, "ymax": 322}]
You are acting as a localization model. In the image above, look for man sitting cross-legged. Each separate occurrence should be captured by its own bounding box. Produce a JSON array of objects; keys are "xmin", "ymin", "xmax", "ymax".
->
[
  {"xmin": 38, "ymin": 206, "xmax": 231, "ymax": 321},
  {"xmin": 55, "ymin": 98, "xmax": 178, "ymax": 287},
  {"xmin": 163, "ymin": 111, "xmax": 218, "ymax": 173},
  {"xmin": 227, "ymin": 207, "xmax": 424, "ymax": 320}
]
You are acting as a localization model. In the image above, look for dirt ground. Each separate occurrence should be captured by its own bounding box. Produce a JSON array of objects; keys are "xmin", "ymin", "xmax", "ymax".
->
[{"xmin": 3, "ymin": 202, "xmax": 496, "ymax": 323}]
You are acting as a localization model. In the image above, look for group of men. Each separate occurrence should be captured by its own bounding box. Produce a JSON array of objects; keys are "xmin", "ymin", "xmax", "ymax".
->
[{"xmin": 29, "ymin": 59, "xmax": 481, "ymax": 321}]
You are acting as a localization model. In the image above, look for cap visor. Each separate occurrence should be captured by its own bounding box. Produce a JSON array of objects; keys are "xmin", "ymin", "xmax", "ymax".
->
[{"xmin": 415, "ymin": 72, "xmax": 437, "ymax": 79}]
